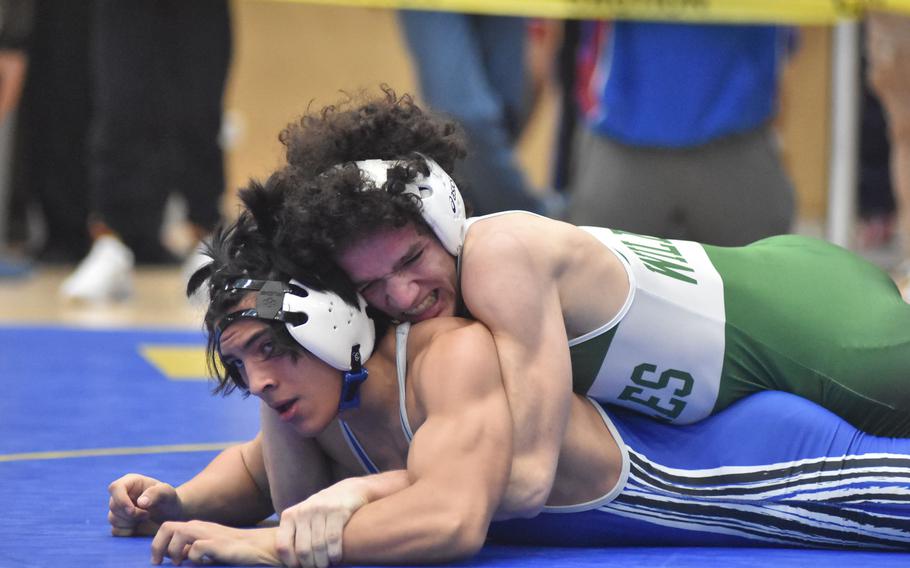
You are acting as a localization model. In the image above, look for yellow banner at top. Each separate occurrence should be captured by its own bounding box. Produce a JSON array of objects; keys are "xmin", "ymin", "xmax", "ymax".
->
[
  {"xmin": 872, "ymin": 0, "xmax": 910, "ymax": 16},
  {"xmin": 274, "ymin": 0, "xmax": 910, "ymax": 23}
]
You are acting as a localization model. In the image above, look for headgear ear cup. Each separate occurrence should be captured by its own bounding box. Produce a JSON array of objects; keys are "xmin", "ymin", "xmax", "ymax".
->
[
  {"xmin": 354, "ymin": 156, "xmax": 466, "ymax": 256},
  {"xmin": 282, "ymin": 279, "xmax": 375, "ymax": 371}
]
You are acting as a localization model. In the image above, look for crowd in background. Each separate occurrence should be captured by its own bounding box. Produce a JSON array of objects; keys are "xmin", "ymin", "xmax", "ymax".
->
[{"xmin": 1, "ymin": 0, "xmax": 908, "ymax": 300}]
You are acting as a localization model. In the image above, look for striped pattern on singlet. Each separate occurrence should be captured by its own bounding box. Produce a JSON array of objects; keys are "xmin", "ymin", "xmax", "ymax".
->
[{"xmin": 338, "ymin": 322, "xmax": 910, "ymax": 550}]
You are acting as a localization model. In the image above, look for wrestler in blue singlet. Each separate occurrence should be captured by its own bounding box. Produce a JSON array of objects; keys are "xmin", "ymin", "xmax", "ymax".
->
[
  {"xmin": 489, "ymin": 394, "xmax": 910, "ymax": 549},
  {"xmin": 341, "ymin": 324, "xmax": 910, "ymax": 550}
]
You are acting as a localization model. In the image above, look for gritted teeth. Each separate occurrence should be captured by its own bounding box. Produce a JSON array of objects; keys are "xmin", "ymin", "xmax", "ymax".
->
[{"xmin": 404, "ymin": 290, "xmax": 437, "ymax": 316}]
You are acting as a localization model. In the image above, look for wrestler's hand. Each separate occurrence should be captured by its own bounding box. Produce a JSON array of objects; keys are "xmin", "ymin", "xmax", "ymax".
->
[
  {"xmin": 108, "ymin": 473, "xmax": 183, "ymax": 536},
  {"xmin": 151, "ymin": 521, "xmax": 280, "ymax": 566},
  {"xmin": 275, "ymin": 478, "xmax": 369, "ymax": 568}
]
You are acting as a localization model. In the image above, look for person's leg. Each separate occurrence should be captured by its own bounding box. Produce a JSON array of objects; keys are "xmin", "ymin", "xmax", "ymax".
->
[
  {"xmin": 857, "ymin": 54, "xmax": 896, "ymax": 250},
  {"xmin": 552, "ymin": 20, "xmax": 581, "ymax": 193},
  {"xmin": 168, "ymin": 0, "xmax": 230, "ymax": 240},
  {"xmin": 867, "ymin": 12, "xmax": 910, "ymax": 297},
  {"xmin": 706, "ymin": 235, "xmax": 910, "ymax": 437},
  {"xmin": 398, "ymin": 11, "xmax": 540, "ymax": 215},
  {"xmin": 610, "ymin": 391, "xmax": 910, "ymax": 548},
  {"xmin": 684, "ymin": 124, "xmax": 795, "ymax": 246},
  {"xmin": 88, "ymin": 0, "xmax": 172, "ymax": 262},
  {"xmin": 20, "ymin": 0, "xmax": 92, "ymax": 262},
  {"xmin": 566, "ymin": 129, "xmax": 685, "ymax": 238},
  {"xmin": 476, "ymin": 15, "xmax": 532, "ymax": 141},
  {"xmin": 62, "ymin": 0, "xmax": 177, "ymax": 301},
  {"xmin": 489, "ymin": 391, "xmax": 910, "ymax": 548}
]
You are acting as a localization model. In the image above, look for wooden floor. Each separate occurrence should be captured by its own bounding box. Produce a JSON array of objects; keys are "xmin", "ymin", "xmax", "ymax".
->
[{"xmin": 0, "ymin": 263, "xmax": 201, "ymax": 329}]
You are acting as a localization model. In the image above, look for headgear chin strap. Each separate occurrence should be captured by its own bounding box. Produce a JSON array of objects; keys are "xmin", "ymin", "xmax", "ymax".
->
[
  {"xmin": 354, "ymin": 155, "xmax": 466, "ymax": 256},
  {"xmin": 217, "ymin": 278, "xmax": 375, "ymax": 410}
]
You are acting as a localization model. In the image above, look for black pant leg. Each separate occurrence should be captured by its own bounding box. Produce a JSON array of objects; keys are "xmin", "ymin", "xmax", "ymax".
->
[
  {"xmin": 167, "ymin": 0, "xmax": 230, "ymax": 234},
  {"xmin": 89, "ymin": 0, "xmax": 172, "ymax": 262},
  {"xmin": 15, "ymin": 0, "xmax": 93, "ymax": 260}
]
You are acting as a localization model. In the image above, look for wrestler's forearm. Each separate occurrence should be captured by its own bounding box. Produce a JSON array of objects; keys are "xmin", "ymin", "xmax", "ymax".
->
[
  {"xmin": 259, "ymin": 402, "xmax": 335, "ymax": 514},
  {"xmin": 339, "ymin": 336, "xmax": 510, "ymax": 564},
  {"xmin": 497, "ymin": 442, "xmax": 562, "ymax": 518},
  {"xmin": 346, "ymin": 469, "xmax": 411, "ymax": 503},
  {"xmin": 462, "ymin": 240, "xmax": 574, "ymax": 518},
  {"xmin": 490, "ymin": 326, "xmax": 573, "ymax": 517},
  {"xmin": 339, "ymin": 479, "xmax": 492, "ymax": 564},
  {"xmin": 177, "ymin": 440, "xmax": 274, "ymax": 526}
]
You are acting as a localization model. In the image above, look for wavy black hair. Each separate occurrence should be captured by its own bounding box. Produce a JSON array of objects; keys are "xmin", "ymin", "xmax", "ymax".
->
[{"xmin": 187, "ymin": 170, "xmax": 386, "ymax": 395}]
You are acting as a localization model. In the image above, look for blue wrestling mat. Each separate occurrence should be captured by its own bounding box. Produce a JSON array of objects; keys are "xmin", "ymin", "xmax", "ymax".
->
[{"xmin": 1, "ymin": 325, "xmax": 909, "ymax": 567}]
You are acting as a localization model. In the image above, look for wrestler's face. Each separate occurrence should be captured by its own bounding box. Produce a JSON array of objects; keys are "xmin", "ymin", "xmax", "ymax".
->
[
  {"xmin": 217, "ymin": 295, "xmax": 342, "ymax": 437},
  {"xmin": 336, "ymin": 224, "xmax": 458, "ymax": 322}
]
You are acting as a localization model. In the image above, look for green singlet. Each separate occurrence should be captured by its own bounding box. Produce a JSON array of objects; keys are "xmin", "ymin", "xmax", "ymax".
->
[{"xmin": 567, "ymin": 229, "xmax": 910, "ymax": 437}]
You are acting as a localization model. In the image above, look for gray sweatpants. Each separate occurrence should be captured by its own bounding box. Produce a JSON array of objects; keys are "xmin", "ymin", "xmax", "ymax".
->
[{"xmin": 567, "ymin": 124, "xmax": 795, "ymax": 246}]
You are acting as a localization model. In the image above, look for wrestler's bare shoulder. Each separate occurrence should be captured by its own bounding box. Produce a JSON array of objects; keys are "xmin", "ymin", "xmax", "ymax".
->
[
  {"xmin": 461, "ymin": 212, "xmax": 630, "ymax": 337},
  {"xmin": 407, "ymin": 317, "xmax": 494, "ymax": 361},
  {"xmin": 464, "ymin": 212, "xmax": 611, "ymax": 264},
  {"xmin": 407, "ymin": 319, "xmax": 499, "ymax": 387},
  {"xmin": 461, "ymin": 213, "xmax": 587, "ymax": 280},
  {"xmin": 464, "ymin": 212, "xmax": 574, "ymax": 250}
]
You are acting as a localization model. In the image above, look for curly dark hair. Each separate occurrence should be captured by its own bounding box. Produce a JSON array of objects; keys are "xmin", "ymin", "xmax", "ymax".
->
[
  {"xmin": 281, "ymin": 85, "xmax": 466, "ymax": 178},
  {"xmin": 273, "ymin": 86, "xmax": 471, "ymax": 258},
  {"xmin": 187, "ymin": 170, "xmax": 386, "ymax": 395}
]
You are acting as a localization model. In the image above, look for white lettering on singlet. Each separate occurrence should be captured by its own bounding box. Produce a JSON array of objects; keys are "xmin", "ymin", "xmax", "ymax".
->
[{"xmin": 582, "ymin": 228, "xmax": 726, "ymax": 424}]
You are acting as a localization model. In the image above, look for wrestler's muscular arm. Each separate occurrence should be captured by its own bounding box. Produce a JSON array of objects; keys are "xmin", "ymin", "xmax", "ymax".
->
[
  {"xmin": 150, "ymin": 321, "xmax": 512, "ymax": 566},
  {"xmin": 460, "ymin": 224, "xmax": 572, "ymax": 518},
  {"xmin": 337, "ymin": 321, "xmax": 513, "ymax": 564},
  {"xmin": 264, "ymin": 399, "xmax": 410, "ymax": 567}
]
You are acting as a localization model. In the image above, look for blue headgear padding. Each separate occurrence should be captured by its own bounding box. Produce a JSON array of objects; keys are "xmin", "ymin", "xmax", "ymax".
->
[
  {"xmin": 354, "ymin": 155, "xmax": 466, "ymax": 256},
  {"xmin": 339, "ymin": 346, "xmax": 368, "ymax": 411}
]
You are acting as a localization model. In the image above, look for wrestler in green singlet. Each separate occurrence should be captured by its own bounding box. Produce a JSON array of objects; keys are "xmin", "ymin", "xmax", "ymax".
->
[{"xmin": 566, "ymin": 229, "xmax": 910, "ymax": 437}]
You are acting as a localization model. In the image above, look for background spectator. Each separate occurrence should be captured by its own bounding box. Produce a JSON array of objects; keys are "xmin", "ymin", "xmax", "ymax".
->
[
  {"xmin": 60, "ymin": 0, "xmax": 231, "ymax": 303},
  {"xmin": 567, "ymin": 22, "xmax": 796, "ymax": 246}
]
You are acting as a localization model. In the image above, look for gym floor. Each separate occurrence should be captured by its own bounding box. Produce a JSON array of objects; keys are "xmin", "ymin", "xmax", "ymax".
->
[
  {"xmin": 0, "ymin": 3, "xmax": 904, "ymax": 565},
  {"xmin": 2, "ymin": 268, "xmax": 910, "ymax": 567}
]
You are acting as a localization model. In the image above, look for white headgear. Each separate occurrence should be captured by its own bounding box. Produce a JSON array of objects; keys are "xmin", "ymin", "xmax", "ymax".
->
[
  {"xmin": 353, "ymin": 155, "xmax": 466, "ymax": 256},
  {"xmin": 220, "ymin": 279, "xmax": 375, "ymax": 371},
  {"xmin": 282, "ymin": 279, "xmax": 375, "ymax": 371}
]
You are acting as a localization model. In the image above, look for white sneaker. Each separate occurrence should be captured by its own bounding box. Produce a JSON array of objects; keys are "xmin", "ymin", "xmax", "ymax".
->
[{"xmin": 59, "ymin": 235, "xmax": 135, "ymax": 303}]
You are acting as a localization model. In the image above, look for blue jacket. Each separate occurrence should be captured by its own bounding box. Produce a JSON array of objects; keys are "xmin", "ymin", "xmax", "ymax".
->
[{"xmin": 577, "ymin": 22, "xmax": 792, "ymax": 147}]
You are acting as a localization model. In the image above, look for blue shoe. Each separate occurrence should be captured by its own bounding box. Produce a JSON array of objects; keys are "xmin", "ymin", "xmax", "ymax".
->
[{"xmin": 0, "ymin": 257, "xmax": 32, "ymax": 279}]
